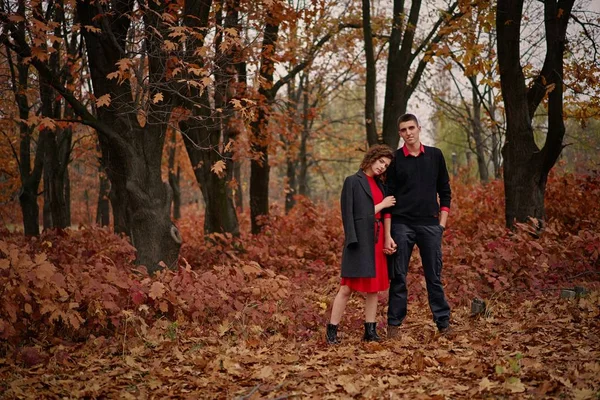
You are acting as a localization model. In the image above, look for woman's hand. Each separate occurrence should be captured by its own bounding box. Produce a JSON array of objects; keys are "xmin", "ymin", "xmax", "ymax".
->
[
  {"xmin": 384, "ymin": 236, "xmax": 397, "ymax": 255},
  {"xmin": 380, "ymin": 195, "xmax": 396, "ymax": 208}
]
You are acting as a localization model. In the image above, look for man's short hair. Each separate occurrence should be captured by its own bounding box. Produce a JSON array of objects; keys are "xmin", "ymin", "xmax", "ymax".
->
[{"xmin": 397, "ymin": 113, "xmax": 419, "ymax": 128}]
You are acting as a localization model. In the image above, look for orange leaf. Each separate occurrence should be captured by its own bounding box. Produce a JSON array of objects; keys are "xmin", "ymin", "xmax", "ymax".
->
[
  {"xmin": 149, "ymin": 282, "xmax": 165, "ymax": 299},
  {"xmin": 96, "ymin": 94, "xmax": 111, "ymax": 108},
  {"xmin": 211, "ymin": 160, "xmax": 226, "ymax": 177},
  {"xmin": 152, "ymin": 92, "xmax": 164, "ymax": 104}
]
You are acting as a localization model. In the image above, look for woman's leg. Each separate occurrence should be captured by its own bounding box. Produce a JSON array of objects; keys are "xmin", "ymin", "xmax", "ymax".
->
[
  {"xmin": 330, "ymin": 285, "xmax": 353, "ymax": 324},
  {"xmin": 364, "ymin": 292, "xmax": 378, "ymax": 322},
  {"xmin": 363, "ymin": 292, "xmax": 381, "ymax": 341}
]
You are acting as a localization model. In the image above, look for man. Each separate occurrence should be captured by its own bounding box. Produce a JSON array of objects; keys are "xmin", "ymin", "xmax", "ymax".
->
[{"xmin": 383, "ymin": 113, "xmax": 452, "ymax": 339}]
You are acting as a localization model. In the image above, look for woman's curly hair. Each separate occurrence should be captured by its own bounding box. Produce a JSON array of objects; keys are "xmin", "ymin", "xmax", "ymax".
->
[{"xmin": 359, "ymin": 144, "xmax": 395, "ymax": 172}]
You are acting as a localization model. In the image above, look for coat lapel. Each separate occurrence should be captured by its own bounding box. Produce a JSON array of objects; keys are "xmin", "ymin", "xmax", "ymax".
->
[{"xmin": 356, "ymin": 170, "xmax": 373, "ymax": 200}]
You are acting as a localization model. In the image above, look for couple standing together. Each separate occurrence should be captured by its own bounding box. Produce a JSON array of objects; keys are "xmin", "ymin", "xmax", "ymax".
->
[{"xmin": 326, "ymin": 113, "xmax": 452, "ymax": 344}]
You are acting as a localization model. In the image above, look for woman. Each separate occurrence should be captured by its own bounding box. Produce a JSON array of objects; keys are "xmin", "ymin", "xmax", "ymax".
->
[{"xmin": 326, "ymin": 144, "xmax": 396, "ymax": 344}]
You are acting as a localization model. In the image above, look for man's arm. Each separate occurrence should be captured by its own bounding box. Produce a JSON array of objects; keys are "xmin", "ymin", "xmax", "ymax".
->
[{"xmin": 439, "ymin": 209, "xmax": 449, "ymax": 228}]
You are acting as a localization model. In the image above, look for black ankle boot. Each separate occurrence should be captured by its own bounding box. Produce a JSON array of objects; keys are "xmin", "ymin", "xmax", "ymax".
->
[
  {"xmin": 326, "ymin": 323, "xmax": 340, "ymax": 344},
  {"xmin": 363, "ymin": 322, "xmax": 381, "ymax": 342}
]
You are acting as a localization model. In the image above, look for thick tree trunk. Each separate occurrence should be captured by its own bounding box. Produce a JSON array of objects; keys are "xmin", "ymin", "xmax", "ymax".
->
[
  {"xmin": 19, "ymin": 185, "xmax": 40, "ymax": 235},
  {"xmin": 502, "ymin": 143, "xmax": 545, "ymax": 226},
  {"xmin": 76, "ymin": 0, "xmax": 181, "ymax": 271},
  {"xmin": 496, "ymin": 0, "xmax": 573, "ymax": 228}
]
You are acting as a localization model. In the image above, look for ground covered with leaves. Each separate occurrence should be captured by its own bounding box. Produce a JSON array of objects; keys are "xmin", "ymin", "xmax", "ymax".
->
[{"xmin": 1, "ymin": 172, "xmax": 600, "ymax": 399}]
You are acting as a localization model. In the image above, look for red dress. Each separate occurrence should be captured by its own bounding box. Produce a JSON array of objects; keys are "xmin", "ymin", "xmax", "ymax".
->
[{"xmin": 340, "ymin": 175, "xmax": 389, "ymax": 293}]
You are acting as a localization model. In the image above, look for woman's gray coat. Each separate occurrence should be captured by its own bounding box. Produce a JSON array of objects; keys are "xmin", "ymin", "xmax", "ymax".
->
[{"xmin": 340, "ymin": 170, "xmax": 385, "ymax": 278}]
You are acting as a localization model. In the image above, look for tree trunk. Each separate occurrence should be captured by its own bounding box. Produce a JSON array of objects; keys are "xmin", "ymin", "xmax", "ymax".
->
[
  {"xmin": 42, "ymin": 128, "xmax": 71, "ymax": 230},
  {"xmin": 96, "ymin": 165, "xmax": 110, "ymax": 226},
  {"xmin": 469, "ymin": 77, "xmax": 489, "ymax": 183},
  {"xmin": 283, "ymin": 81, "xmax": 298, "ymax": 213},
  {"xmin": 180, "ymin": 120, "xmax": 239, "ymax": 235},
  {"xmin": 38, "ymin": 0, "xmax": 73, "ymax": 230},
  {"xmin": 496, "ymin": 0, "xmax": 573, "ymax": 228},
  {"xmin": 381, "ymin": 0, "xmax": 460, "ymax": 148},
  {"xmin": 167, "ymin": 130, "xmax": 181, "ymax": 220},
  {"xmin": 178, "ymin": 0, "xmax": 239, "ymax": 236},
  {"xmin": 5, "ymin": 9, "xmax": 44, "ymax": 236},
  {"xmin": 234, "ymin": 162, "xmax": 243, "ymax": 211},
  {"xmin": 362, "ymin": 0, "xmax": 378, "ymax": 146},
  {"xmin": 488, "ymin": 91, "xmax": 502, "ymax": 179},
  {"xmin": 284, "ymin": 99, "xmax": 297, "ymax": 213},
  {"xmin": 298, "ymin": 84, "xmax": 309, "ymax": 197},
  {"xmin": 250, "ymin": 14, "xmax": 280, "ymax": 234},
  {"xmin": 13, "ymin": 62, "xmax": 43, "ymax": 235},
  {"xmin": 285, "ymin": 157, "xmax": 297, "ymax": 213},
  {"xmin": 234, "ymin": 57, "xmax": 247, "ymax": 212},
  {"xmin": 77, "ymin": 0, "xmax": 181, "ymax": 271},
  {"xmin": 381, "ymin": 0, "xmax": 416, "ymax": 147}
]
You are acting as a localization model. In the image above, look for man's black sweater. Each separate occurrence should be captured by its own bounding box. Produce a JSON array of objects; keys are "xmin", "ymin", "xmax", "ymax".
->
[{"xmin": 385, "ymin": 145, "xmax": 451, "ymax": 225}]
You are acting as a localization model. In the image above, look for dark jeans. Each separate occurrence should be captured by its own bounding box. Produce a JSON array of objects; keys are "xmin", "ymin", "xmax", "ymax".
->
[{"xmin": 387, "ymin": 223, "xmax": 450, "ymax": 329}]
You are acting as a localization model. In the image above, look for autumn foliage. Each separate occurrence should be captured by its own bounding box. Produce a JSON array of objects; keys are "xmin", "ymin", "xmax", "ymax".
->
[
  {"xmin": 1, "ymin": 171, "xmax": 599, "ymax": 343},
  {"xmin": 1, "ymin": 171, "xmax": 599, "ymax": 397}
]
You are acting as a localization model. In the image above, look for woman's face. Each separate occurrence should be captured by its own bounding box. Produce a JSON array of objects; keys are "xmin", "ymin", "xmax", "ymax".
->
[{"xmin": 369, "ymin": 157, "xmax": 392, "ymax": 176}]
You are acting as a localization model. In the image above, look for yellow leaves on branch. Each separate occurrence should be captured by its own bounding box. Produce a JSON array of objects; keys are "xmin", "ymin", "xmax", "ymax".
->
[
  {"xmin": 106, "ymin": 58, "xmax": 133, "ymax": 84},
  {"xmin": 83, "ymin": 25, "xmax": 102, "ymax": 34},
  {"xmin": 168, "ymin": 26, "xmax": 189, "ymax": 40}
]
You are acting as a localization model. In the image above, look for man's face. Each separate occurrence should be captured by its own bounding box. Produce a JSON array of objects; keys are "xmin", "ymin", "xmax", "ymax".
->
[{"xmin": 398, "ymin": 120, "xmax": 421, "ymax": 146}]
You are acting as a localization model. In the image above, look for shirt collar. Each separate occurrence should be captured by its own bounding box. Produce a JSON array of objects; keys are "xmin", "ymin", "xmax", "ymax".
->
[{"xmin": 402, "ymin": 143, "xmax": 425, "ymax": 157}]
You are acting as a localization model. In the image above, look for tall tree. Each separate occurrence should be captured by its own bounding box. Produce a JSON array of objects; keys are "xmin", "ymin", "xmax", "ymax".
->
[
  {"xmin": 248, "ymin": 1, "xmax": 361, "ymax": 233},
  {"xmin": 362, "ymin": 0, "xmax": 378, "ymax": 146},
  {"xmin": 381, "ymin": 0, "xmax": 463, "ymax": 148},
  {"xmin": 496, "ymin": 0, "xmax": 574, "ymax": 227},
  {"xmin": 4, "ymin": 43, "xmax": 44, "ymax": 235},
  {"xmin": 37, "ymin": 0, "xmax": 78, "ymax": 229},
  {"xmin": 249, "ymin": 3, "xmax": 282, "ymax": 234},
  {"xmin": 178, "ymin": 0, "xmax": 240, "ymax": 235},
  {"xmin": 2, "ymin": 0, "xmax": 183, "ymax": 271}
]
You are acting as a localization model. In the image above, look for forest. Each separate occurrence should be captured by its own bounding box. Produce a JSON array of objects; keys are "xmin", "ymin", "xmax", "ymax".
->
[{"xmin": 0, "ymin": 0, "xmax": 599, "ymax": 398}]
